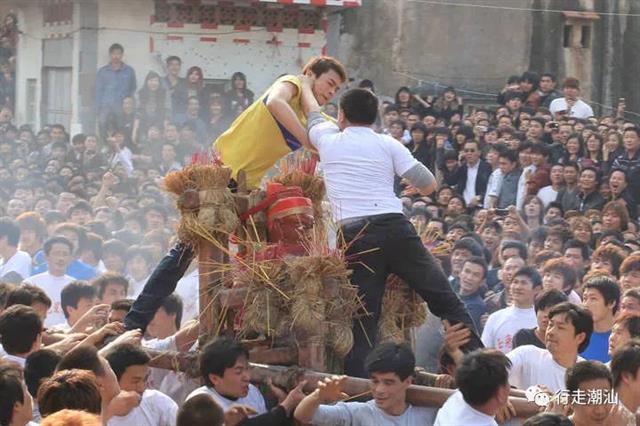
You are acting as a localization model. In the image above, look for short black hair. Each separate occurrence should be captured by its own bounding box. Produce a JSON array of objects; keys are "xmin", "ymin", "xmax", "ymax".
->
[
  {"xmin": 111, "ymin": 298, "xmax": 134, "ymax": 313},
  {"xmin": 502, "ymin": 240, "xmax": 528, "ymax": 261},
  {"xmin": 339, "ymin": 88, "xmax": 379, "ymax": 125},
  {"xmin": 523, "ymin": 413, "xmax": 572, "ymax": 426},
  {"xmin": 200, "ymin": 338, "xmax": 249, "ymax": 387},
  {"xmin": 364, "ymin": 342, "xmax": 415, "ymax": 381},
  {"xmin": 463, "ymin": 255, "xmax": 488, "ymax": 279},
  {"xmin": 499, "ymin": 149, "xmax": 518, "ymax": 163},
  {"xmin": 60, "ymin": 281, "xmax": 96, "ymax": 319},
  {"xmin": 548, "ymin": 302, "xmax": 594, "ymax": 353},
  {"xmin": 582, "ymin": 276, "xmax": 621, "ymax": 314},
  {"xmin": 43, "ymin": 235, "xmax": 74, "ymax": 255},
  {"xmin": 0, "ymin": 305, "xmax": 43, "ymax": 354},
  {"xmin": 452, "ymin": 238, "xmax": 484, "ymax": 257},
  {"xmin": 105, "ymin": 343, "xmax": 151, "ymax": 381},
  {"xmin": 563, "ymin": 239, "xmax": 589, "ymax": 260},
  {"xmin": 177, "ymin": 393, "xmax": 224, "ymax": 426},
  {"xmin": 166, "ymin": 55, "xmax": 181, "ymax": 65},
  {"xmin": 534, "ymin": 289, "xmax": 568, "ymax": 313},
  {"xmin": 0, "ymin": 364, "xmax": 25, "ymax": 426},
  {"xmin": 158, "ymin": 293, "xmax": 183, "ymax": 329},
  {"xmin": 5, "ymin": 283, "xmax": 52, "ymax": 309},
  {"xmin": 513, "ymin": 266, "xmax": 542, "ymax": 288},
  {"xmin": 611, "ymin": 339, "xmax": 640, "ymax": 388},
  {"xmin": 25, "ymin": 349, "xmax": 61, "ymax": 397},
  {"xmin": 57, "ymin": 345, "xmax": 106, "ymax": 377},
  {"xmin": 0, "ymin": 217, "xmax": 20, "ymax": 246},
  {"xmin": 565, "ymin": 360, "xmax": 612, "ymax": 394},
  {"xmin": 92, "ymin": 273, "xmax": 130, "ymax": 300},
  {"xmin": 109, "ymin": 43, "xmax": 124, "ymax": 53},
  {"xmin": 456, "ymin": 349, "xmax": 511, "ymax": 406}
]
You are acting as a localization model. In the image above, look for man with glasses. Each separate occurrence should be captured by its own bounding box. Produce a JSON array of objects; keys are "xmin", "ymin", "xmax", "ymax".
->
[{"xmin": 455, "ymin": 140, "xmax": 492, "ymax": 208}]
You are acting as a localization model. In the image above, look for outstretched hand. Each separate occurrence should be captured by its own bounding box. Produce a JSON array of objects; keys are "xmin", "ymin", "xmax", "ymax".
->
[{"xmin": 317, "ymin": 376, "xmax": 348, "ymax": 403}]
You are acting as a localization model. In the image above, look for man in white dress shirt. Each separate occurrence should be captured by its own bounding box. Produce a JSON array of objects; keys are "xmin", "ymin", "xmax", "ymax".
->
[{"xmin": 302, "ymin": 81, "xmax": 481, "ymax": 378}]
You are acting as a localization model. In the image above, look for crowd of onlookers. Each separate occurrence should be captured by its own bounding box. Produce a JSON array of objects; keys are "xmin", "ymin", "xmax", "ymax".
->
[{"xmin": 1, "ymin": 39, "xmax": 640, "ymax": 425}]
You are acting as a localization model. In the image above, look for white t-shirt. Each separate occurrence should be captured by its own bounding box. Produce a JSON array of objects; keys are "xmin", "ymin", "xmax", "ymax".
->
[
  {"xmin": 507, "ymin": 345, "xmax": 584, "ymax": 392},
  {"xmin": 129, "ymin": 275, "xmax": 151, "ymax": 298},
  {"xmin": 186, "ymin": 384, "xmax": 267, "ymax": 416},
  {"xmin": 175, "ymin": 268, "xmax": 199, "ymax": 322},
  {"xmin": 481, "ymin": 306, "xmax": 537, "ymax": 353},
  {"xmin": 107, "ymin": 389, "xmax": 177, "ymax": 426},
  {"xmin": 435, "ymin": 390, "xmax": 497, "ymax": 426},
  {"xmin": 537, "ymin": 186, "xmax": 559, "ymax": 208},
  {"xmin": 143, "ymin": 336, "xmax": 198, "ymax": 405},
  {"xmin": 484, "ymin": 168, "xmax": 503, "ymax": 208},
  {"xmin": 23, "ymin": 272, "xmax": 75, "ymax": 328},
  {"xmin": 309, "ymin": 122, "xmax": 426, "ymax": 222},
  {"xmin": 549, "ymin": 98, "xmax": 594, "ymax": 119},
  {"xmin": 2, "ymin": 353, "xmax": 26, "ymax": 367},
  {"xmin": 568, "ymin": 290, "xmax": 581, "ymax": 304},
  {"xmin": 312, "ymin": 399, "xmax": 437, "ymax": 426},
  {"xmin": 0, "ymin": 250, "xmax": 32, "ymax": 281}
]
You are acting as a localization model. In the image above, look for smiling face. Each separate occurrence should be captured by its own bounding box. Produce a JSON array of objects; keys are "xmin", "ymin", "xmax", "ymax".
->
[
  {"xmin": 579, "ymin": 169, "xmax": 598, "ymax": 193},
  {"xmin": 369, "ymin": 371, "xmax": 411, "ymax": 414},
  {"xmin": 459, "ymin": 261, "xmax": 485, "ymax": 295}
]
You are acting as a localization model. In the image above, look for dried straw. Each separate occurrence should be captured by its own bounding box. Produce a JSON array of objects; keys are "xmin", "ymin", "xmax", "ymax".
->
[
  {"xmin": 163, "ymin": 164, "xmax": 238, "ymax": 250},
  {"xmin": 378, "ymin": 275, "xmax": 427, "ymax": 344}
]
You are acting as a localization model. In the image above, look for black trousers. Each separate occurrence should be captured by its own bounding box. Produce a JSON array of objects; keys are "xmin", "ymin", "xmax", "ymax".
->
[
  {"xmin": 124, "ymin": 243, "xmax": 194, "ymax": 332},
  {"xmin": 341, "ymin": 213, "xmax": 482, "ymax": 377}
]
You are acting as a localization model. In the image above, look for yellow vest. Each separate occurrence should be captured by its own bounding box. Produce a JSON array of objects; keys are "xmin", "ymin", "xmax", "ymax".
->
[{"xmin": 214, "ymin": 75, "xmax": 305, "ymax": 188}]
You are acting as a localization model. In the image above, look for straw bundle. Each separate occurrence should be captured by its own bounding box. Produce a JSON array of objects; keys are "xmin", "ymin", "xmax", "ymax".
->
[
  {"xmin": 236, "ymin": 260, "xmax": 289, "ymax": 337},
  {"xmin": 378, "ymin": 275, "xmax": 427, "ymax": 343},
  {"xmin": 163, "ymin": 164, "xmax": 238, "ymax": 249},
  {"xmin": 286, "ymin": 255, "xmax": 361, "ymax": 356}
]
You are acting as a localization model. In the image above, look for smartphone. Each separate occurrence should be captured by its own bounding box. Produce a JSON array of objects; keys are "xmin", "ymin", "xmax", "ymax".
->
[
  {"xmin": 549, "ymin": 122, "xmax": 559, "ymax": 129},
  {"xmin": 495, "ymin": 209, "xmax": 509, "ymax": 216}
]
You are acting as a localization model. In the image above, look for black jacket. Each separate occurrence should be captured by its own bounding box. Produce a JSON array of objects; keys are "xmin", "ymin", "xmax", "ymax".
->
[{"xmin": 455, "ymin": 160, "xmax": 493, "ymax": 200}]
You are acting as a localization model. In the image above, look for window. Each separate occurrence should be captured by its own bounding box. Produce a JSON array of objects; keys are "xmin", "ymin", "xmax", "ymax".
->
[
  {"xmin": 563, "ymin": 25, "xmax": 572, "ymax": 48},
  {"xmin": 581, "ymin": 25, "xmax": 591, "ymax": 48}
]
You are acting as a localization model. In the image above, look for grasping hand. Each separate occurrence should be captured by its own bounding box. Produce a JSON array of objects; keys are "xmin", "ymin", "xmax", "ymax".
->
[{"xmin": 317, "ymin": 376, "xmax": 348, "ymax": 403}]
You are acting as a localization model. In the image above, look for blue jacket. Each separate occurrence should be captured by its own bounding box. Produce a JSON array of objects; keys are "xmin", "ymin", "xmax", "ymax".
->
[{"xmin": 95, "ymin": 62, "xmax": 137, "ymax": 111}]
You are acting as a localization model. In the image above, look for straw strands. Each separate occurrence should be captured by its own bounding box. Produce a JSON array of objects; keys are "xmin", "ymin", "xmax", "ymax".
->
[{"xmin": 378, "ymin": 275, "xmax": 427, "ymax": 344}]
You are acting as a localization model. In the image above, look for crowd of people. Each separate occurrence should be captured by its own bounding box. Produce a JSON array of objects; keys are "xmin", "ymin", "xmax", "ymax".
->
[{"xmin": 1, "ymin": 39, "xmax": 640, "ymax": 425}]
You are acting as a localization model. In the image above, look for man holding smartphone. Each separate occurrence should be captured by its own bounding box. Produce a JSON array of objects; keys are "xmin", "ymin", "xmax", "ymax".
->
[{"xmin": 549, "ymin": 77, "xmax": 594, "ymax": 119}]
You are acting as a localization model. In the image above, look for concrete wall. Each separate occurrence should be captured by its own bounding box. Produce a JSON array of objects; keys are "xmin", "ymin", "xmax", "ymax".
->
[{"xmin": 332, "ymin": 0, "xmax": 534, "ymax": 99}]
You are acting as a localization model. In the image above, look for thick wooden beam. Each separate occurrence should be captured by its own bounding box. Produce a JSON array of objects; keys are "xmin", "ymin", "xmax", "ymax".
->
[
  {"xmin": 248, "ymin": 363, "xmax": 540, "ymax": 418},
  {"xmin": 145, "ymin": 352, "xmax": 538, "ymax": 417}
]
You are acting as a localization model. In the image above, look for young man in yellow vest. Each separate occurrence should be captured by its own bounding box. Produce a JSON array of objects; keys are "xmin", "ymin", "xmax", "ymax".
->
[{"xmin": 214, "ymin": 57, "xmax": 347, "ymax": 188}]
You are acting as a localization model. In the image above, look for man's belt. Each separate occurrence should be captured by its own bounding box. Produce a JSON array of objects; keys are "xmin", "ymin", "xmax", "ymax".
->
[{"xmin": 338, "ymin": 213, "xmax": 403, "ymax": 228}]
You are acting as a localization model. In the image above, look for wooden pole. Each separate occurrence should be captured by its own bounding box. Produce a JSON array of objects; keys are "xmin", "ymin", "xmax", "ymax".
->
[{"xmin": 145, "ymin": 352, "xmax": 539, "ymax": 418}]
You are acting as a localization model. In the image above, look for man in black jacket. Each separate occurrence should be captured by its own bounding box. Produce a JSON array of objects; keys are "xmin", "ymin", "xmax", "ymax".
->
[{"xmin": 455, "ymin": 140, "xmax": 493, "ymax": 208}]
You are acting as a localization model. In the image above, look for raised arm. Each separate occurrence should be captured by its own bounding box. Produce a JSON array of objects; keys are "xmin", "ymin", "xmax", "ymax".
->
[{"xmin": 265, "ymin": 80, "xmax": 313, "ymax": 151}]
